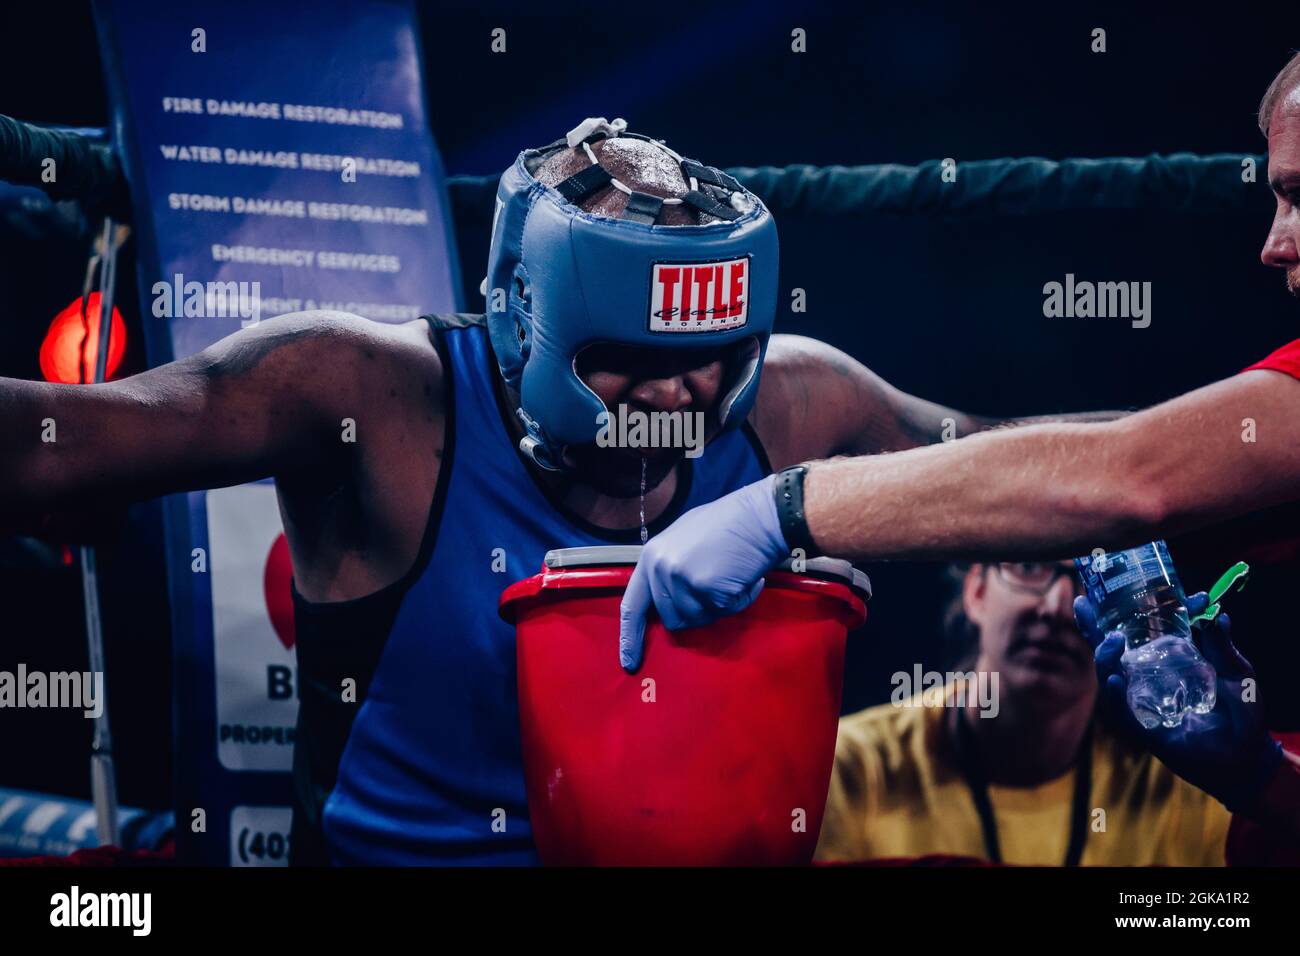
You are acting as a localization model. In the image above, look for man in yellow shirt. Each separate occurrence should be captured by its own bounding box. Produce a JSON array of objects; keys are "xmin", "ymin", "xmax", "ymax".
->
[{"xmin": 815, "ymin": 560, "xmax": 1232, "ymax": 866}]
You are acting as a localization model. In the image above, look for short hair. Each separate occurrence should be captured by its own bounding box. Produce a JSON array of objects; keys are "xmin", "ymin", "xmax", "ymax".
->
[
  {"xmin": 534, "ymin": 137, "xmax": 717, "ymax": 226},
  {"xmin": 1259, "ymin": 50, "xmax": 1300, "ymax": 136}
]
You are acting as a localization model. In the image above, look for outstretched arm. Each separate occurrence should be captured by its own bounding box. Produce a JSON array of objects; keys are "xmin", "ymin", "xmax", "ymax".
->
[
  {"xmin": 0, "ymin": 310, "xmax": 393, "ymax": 531},
  {"xmin": 755, "ymin": 335, "xmax": 1124, "ymax": 465},
  {"xmin": 805, "ymin": 369, "xmax": 1300, "ymax": 561}
]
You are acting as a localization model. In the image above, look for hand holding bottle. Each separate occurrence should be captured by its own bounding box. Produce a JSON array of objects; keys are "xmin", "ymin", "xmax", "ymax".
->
[{"xmin": 1074, "ymin": 590, "xmax": 1283, "ymax": 812}]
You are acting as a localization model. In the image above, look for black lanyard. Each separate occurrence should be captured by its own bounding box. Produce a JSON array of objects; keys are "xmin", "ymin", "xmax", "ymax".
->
[{"xmin": 950, "ymin": 707, "xmax": 1093, "ymax": 866}]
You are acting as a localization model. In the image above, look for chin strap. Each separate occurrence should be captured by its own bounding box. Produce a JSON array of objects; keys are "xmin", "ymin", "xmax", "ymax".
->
[{"xmin": 516, "ymin": 408, "xmax": 565, "ymax": 471}]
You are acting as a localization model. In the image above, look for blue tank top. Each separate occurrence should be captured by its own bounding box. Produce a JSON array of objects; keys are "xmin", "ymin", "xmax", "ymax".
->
[{"xmin": 320, "ymin": 319, "xmax": 770, "ymax": 864}]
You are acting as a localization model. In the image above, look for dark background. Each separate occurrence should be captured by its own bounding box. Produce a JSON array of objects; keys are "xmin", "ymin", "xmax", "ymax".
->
[{"xmin": 0, "ymin": 1, "xmax": 1297, "ymax": 813}]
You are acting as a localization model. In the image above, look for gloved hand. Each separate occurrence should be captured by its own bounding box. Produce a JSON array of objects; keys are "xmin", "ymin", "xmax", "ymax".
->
[
  {"xmin": 1073, "ymin": 591, "xmax": 1284, "ymax": 812},
  {"xmin": 618, "ymin": 474, "xmax": 790, "ymax": 672}
]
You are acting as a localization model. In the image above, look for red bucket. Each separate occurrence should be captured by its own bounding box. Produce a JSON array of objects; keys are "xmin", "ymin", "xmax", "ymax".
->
[{"xmin": 499, "ymin": 546, "xmax": 870, "ymax": 866}]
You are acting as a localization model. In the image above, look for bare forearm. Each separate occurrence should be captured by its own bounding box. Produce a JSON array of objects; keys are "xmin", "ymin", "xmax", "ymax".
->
[
  {"xmin": 801, "ymin": 372, "xmax": 1300, "ymax": 562},
  {"xmin": 804, "ymin": 422, "xmax": 1158, "ymax": 561},
  {"xmin": 877, "ymin": 380, "xmax": 1128, "ymax": 453},
  {"xmin": 981, "ymin": 408, "xmax": 1130, "ymax": 430},
  {"xmin": 0, "ymin": 378, "xmax": 154, "ymax": 536},
  {"xmin": 0, "ymin": 374, "xmax": 203, "ymax": 510},
  {"xmin": 777, "ymin": 334, "xmax": 1129, "ymax": 457},
  {"xmin": 0, "ymin": 378, "xmax": 64, "ymax": 506}
]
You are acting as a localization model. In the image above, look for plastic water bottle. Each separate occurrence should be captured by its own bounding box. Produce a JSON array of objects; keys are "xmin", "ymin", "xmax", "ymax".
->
[{"xmin": 1074, "ymin": 541, "xmax": 1216, "ymax": 729}]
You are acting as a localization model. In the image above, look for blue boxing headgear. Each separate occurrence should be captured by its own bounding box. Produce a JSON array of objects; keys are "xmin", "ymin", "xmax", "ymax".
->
[{"xmin": 483, "ymin": 117, "xmax": 779, "ymax": 470}]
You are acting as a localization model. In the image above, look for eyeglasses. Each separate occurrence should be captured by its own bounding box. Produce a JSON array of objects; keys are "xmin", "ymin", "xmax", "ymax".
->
[{"xmin": 991, "ymin": 562, "xmax": 1080, "ymax": 595}]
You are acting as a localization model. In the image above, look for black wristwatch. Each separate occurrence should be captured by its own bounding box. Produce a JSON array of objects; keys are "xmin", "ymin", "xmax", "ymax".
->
[{"xmin": 773, "ymin": 464, "xmax": 818, "ymax": 556}]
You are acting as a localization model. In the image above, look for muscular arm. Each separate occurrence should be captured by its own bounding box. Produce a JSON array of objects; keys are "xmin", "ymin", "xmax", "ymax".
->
[
  {"xmin": 0, "ymin": 310, "xmax": 392, "ymax": 528},
  {"xmin": 755, "ymin": 335, "xmax": 1124, "ymax": 466},
  {"xmin": 803, "ymin": 369, "xmax": 1300, "ymax": 561}
]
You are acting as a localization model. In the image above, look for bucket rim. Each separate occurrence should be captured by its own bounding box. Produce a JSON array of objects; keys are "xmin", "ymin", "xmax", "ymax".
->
[
  {"xmin": 500, "ymin": 555, "xmax": 870, "ymax": 629},
  {"xmin": 542, "ymin": 545, "xmax": 871, "ymax": 601}
]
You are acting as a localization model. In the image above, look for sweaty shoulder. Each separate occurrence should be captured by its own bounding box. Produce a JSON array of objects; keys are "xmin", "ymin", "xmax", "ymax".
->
[
  {"xmin": 264, "ymin": 312, "xmax": 448, "ymax": 602},
  {"xmin": 208, "ymin": 309, "xmax": 446, "ymax": 421},
  {"xmin": 750, "ymin": 334, "xmax": 872, "ymax": 467}
]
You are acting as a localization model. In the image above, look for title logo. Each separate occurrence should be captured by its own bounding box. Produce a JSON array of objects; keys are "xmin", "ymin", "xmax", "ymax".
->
[{"xmin": 649, "ymin": 257, "xmax": 749, "ymax": 332}]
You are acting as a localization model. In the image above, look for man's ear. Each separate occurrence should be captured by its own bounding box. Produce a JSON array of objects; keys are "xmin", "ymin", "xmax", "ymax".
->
[{"xmin": 962, "ymin": 564, "xmax": 989, "ymax": 628}]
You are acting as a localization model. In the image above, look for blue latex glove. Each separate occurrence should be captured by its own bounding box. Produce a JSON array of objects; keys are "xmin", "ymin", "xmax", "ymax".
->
[
  {"xmin": 619, "ymin": 474, "xmax": 790, "ymax": 672},
  {"xmin": 1073, "ymin": 591, "xmax": 1284, "ymax": 812}
]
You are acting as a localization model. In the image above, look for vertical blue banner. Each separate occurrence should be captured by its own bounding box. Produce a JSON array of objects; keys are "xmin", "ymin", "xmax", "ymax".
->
[{"xmin": 94, "ymin": 0, "xmax": 460, "ymax": 864}]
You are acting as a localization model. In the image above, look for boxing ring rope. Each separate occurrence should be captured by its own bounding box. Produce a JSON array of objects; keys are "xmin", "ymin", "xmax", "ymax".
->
[
  {"xmin": 448, "ymin": 152, "xmax": 1269, "ymax": 224},
  {"xmin": 0, "ymin": 113, "xmax": 1265, "ymax": 222},
  {"xmin": 0, "ymin": 114, "xmax": 126, "ymax": 216},
  {"xmin": 730, "ymin": 154, "xmax": 1268, "ymax": 216}
]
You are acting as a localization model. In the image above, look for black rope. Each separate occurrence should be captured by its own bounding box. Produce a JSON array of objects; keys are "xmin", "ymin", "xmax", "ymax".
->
[
  {"xmin": 450, "ymin": 152, "xmax": 1270, "ymax": 223},
  {"xmin": 0, "ymin": 114, "xmax": 128, "ymax": 216},
  {"xmin": 731, "ymin": 154, "xmax": 1270, "ymax": 218}
]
